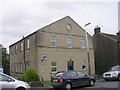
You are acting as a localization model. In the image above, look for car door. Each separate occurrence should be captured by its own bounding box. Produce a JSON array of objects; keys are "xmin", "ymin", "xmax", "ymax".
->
[
  {"xmin": 76, "ymin": 71, "xmax": 89, "ymax": 85},
  {"xmin": 0, "ymin": 74, "xmax": 16, "ymax": 89},
  {"xmin": 67, "ymin": 71, "xmax": 80, "ymax": 87},
  {"xmin": 0, "ymin": 74, "xmax": 2, "ymax": 89}
]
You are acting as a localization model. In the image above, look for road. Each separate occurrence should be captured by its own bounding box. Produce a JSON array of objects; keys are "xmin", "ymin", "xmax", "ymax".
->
[{"xmin": 31, "ymin": 81, "xmax": 120, "ymax": 90}]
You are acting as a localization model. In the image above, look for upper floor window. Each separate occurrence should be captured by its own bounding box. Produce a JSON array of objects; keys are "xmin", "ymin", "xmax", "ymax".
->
[
  {"xmin": 27, "ymin": 38, "xmax": 30, "ymax": 49},
  {"xmin": 80, "ymin": 39, "xmax": 86, "ymax": 49},
  {"xmin": 15, "ymin": 44, "xmax": 17, "ymax": 53},
  {"xmin": 20, "ymin": 42, "xmax": 23, "ymax": 52},
  {"xmin": 67, "ymin": 37, "xmax": 72, "ymax": 48},
  {"xmin": 10, "ymin": 47, "xmax": 14, "ymax": 55},
  {"xmin": 50, "ymin": 36, "xmax": 56, "ymax": 47}
]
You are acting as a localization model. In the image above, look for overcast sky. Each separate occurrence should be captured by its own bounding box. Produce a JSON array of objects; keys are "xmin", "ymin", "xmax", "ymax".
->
[{"xmin": 0, "ymin": 0, "xmax": 119, "ymax": 51}]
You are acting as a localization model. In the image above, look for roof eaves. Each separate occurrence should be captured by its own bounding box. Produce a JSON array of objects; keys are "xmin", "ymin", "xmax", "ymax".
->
[{"xmin": 100, "ymin": 33, "xmax": 118, "ymax": 42}]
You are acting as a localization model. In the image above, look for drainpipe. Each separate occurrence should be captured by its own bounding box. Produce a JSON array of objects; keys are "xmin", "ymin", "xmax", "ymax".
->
[{"xmin": 23, "ymin": 36, "xmax": 26, "ymax": 70}]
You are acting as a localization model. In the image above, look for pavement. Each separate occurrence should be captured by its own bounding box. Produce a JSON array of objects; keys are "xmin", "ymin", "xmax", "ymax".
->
[
  {"xmin": 96, "ymin": 78, "xmax": 104, "ymax": 82},
  {"xmin": 31, "ymin": 78, "xmax": 105, "ymax": 89}
]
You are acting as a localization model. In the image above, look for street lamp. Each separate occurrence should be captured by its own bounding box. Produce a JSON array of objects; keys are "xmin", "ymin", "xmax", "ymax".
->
[
  {"xmin": 84, "ymin": 23, "xmax": 91, "ymax": 75},
  {"xmin": 117, "ymin": 31, "xmax": 120, "ymax": 65}
]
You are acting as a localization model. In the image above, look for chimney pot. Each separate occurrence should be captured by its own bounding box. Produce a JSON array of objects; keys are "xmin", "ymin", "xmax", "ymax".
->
[{"xmin": 94, "ymin": 27, "xmax": 101, "ymax": 34}]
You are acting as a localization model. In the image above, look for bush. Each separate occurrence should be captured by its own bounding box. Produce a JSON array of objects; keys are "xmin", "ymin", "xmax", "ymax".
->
[
  {"xmin": 18, "ymin": 74, "xmax": 25, "ymax": 81},
  {"xmin": 18, "ymin": 67, "xmax": 40, "ymax": 83}
]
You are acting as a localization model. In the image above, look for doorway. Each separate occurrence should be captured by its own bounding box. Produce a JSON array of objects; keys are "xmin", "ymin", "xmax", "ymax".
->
[{"xmin": 67, "ymin": 60, "xmax": 74, "ymax": 70}]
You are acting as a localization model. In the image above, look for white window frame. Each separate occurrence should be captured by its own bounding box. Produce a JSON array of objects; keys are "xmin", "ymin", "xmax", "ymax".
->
[
  {"xmin": 50, "ymin": 36, "xmax": 56, "ymax": 47},
  {"xmin": 51, "ymin": 61, "xmax": 57, "ymax": 73},
  {"xmin": 15, "ymin": 63, "xmax": 17, "ymax": 73},
  {"xmin": 27, "ymin": 38, "xmax": 30, "ymax": 49},
  {"xmin": 20, "ymin": 62, "xmax": 23, "ymax": 73},
  {"xmin": 11, "ymin": 63, "xmax": 14, "ymax": 73},
  {"xmin": 20, "ymin": 42, "xmax": 23, "ymax": 52},
  {"xmin": 67, "ymin": 37, "xmax": 72, "ymax": 48},
  {"xmin": 15, "ymin": 44, "xmax": 17, "ymax": 53},
  {"xmin": 11, "ymin": 47, "xmax": 14, "ymax": 55},
  {"xmin": 80, "ymin": 39, "xmax": 86, "ymax": 49}
]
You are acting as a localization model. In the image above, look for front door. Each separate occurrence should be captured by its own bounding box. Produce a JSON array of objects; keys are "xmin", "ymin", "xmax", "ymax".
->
[{"xmin": 67, "ymin": 61, "xmax": 74, "ymax": 70}]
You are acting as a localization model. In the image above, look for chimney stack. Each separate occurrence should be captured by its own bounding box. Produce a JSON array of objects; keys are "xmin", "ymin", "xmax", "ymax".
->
[
  {"xmin": 94, "ymin": 26, "xmax": 101, "ymax": 34},
  {"xmin": 117, "ymin": 31, "xmax": 120, "ymax": 40}
]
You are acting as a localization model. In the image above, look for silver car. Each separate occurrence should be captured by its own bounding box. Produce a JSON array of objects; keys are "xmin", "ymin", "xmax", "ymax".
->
[
  {"xmin": 103, "ymin": 65, "xmax": 120, "ymax": 81},
  {"xmin": 0, "ymin": 73, "xmax": 30, "ymax": 90}
]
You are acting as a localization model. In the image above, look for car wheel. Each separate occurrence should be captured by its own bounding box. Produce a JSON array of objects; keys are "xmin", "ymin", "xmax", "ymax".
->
[
  {"xmin": 118, "ymin": 75, "xmax": 120, "ymax": 81},
  {"xmin": 104, "ymin": 79, "xmax": 109, "ymax": 81},
  {"xmin": 16, "ymin": 87, "xmax": 26, "ymax": 90},
  {"xmin": 65, "ymin": 83, "xmax": 72, "ymax": 90},
  {"xmin": 89, "ymin": 80, "xmax": 95, "ymax": 86}
]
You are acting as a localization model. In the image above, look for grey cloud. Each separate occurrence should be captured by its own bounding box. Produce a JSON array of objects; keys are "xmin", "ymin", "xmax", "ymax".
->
[{"xmin": 0, "ymin": 0, "xmax": 118, "ymax": 51}]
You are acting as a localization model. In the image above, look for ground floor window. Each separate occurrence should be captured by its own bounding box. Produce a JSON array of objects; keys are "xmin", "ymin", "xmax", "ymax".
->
[
  {"xmin": 51, "ymin": 61, "xmax": 57, "ymax": 73},
  {"xmin": 11, "ymin": 63, "xmax": 14, "ymax": 73},
  {"xmin": 82, "ymin": 60, "xmax": 87, "ymax": 70},
  {"xmin": 11, "ymin": 61, "xmax": 30, "ymax": 74}
]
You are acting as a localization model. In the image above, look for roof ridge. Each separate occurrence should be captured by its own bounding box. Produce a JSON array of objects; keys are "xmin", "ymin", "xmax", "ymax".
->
[
  {"xmin": 9, "ymin": 16, "xmax": 78, "ymax": 47},
  {"xmin": 101, "ymin": 33, "xmax": 117, "ymax": 41}
]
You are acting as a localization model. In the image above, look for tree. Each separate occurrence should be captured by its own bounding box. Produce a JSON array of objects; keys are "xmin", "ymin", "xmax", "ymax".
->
[
  {"xmin": 18, "ymin": 67, "xmax": 40, "ymax": 83},
  {"xmin": 2, "ymin": 47, "xmax": 10, "ymax": 75}
]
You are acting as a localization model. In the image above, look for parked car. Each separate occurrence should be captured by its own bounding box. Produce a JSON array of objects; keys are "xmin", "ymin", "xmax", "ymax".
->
[
  {"xmin": 51, "ymin": 70, "xmax": 95, "ymax": 90},
  {"xmin": 0, "ymin": 73, "xmax": 30, "ymax": 90},
  {"xmin": 103, "ymin": 65, "xmax": 120, "ymax": 81}
]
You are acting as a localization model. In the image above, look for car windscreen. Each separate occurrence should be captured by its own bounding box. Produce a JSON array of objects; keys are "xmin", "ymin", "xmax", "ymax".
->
[
  {"xmin": 110, "ymin": 66, "xmax": 120, "ymax": 71},
  {"xmin": 54, "ymin": 72, "xmax": 64, "ymax": 78}
]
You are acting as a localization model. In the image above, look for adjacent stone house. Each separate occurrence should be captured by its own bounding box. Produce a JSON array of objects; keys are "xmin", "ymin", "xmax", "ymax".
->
[
  {"xmin": 93, "ymin": 27, "xmax": 120, "ymax": 75},
  {"xmin": 9, "ymin": 16, "xmax": 95, "ymax": 81}
]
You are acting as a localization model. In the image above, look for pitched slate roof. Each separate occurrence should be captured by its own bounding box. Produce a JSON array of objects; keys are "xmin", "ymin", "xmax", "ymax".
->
[{"xmin": 101, "ymin": 33, "xmax": 118, "ymax": 41}]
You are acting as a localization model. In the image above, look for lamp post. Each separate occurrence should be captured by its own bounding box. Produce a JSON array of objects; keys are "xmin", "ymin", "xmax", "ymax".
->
[
  {"xmin": 117, "ymin": 31, "xmax": 120, "ymax": 65},
  {"xmin": 84, "ymin": 23, "xmax": 91, "ymax": 75}
]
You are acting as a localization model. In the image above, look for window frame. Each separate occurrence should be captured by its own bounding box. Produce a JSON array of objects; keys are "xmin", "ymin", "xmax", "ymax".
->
[
  {"xmin": 80, "ymin": 39, "xmax": 86, "ymax": 49},
  {"xmin": 15, "ymin": 44, "xmax": 17, "ymax": 53},
  {"xmin": 20, "ymin": 62, "xmax": 24, "ymax": 74},
  {"xmin": 50, "ymin": 36, "xmax": 57, "ymax": 47},
  {"xmin": 20, "ymin": 41, "xmax": 23, "ymax": 52},
  {"xmin": 26, "ymin": 38, "xmax": 30, "ymax": 50},
  {"xmin": 67, "ymin": 37, "xmax": 72, "ymax": 48},
  {"xmin": 51, "ymin": 61, "xmax": 57, "ymax": 73}
]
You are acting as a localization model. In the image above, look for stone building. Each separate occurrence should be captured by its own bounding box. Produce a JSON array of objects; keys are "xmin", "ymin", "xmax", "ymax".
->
[
  {"xmin": 9, "ymin": 16, "xmax": 95, "ymax": 81},
  {"xmin": 93, "ymin": 26, "xmax": 120, "ymax": 75}
]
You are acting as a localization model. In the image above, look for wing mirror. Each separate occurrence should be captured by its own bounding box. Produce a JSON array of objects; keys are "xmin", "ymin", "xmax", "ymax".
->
[{"xmin": 7, "ymin": 79, "xmax": 12, "ymax": 82}]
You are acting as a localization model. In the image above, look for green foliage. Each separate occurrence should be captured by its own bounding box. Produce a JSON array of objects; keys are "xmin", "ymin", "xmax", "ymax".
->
[
  {"xmin": 19, "ymin": 67, "xmax": 39, "ymax": 83},
  {"xmin": 2, "ymin": 48, "xmax": 10, "ymax": 75},
  {"xmin": 18, "ymin": 74, "xmax": 25, "ymax": 81}
]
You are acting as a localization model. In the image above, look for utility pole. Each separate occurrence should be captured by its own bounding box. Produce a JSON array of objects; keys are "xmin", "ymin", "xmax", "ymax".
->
[
  {"xmin": 84, "ymin": 23, "xmax": 91, "ymax": 75},
  {"xmin": 117, "ymin": 31, "xmax": 120, "ymax": 65}
]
